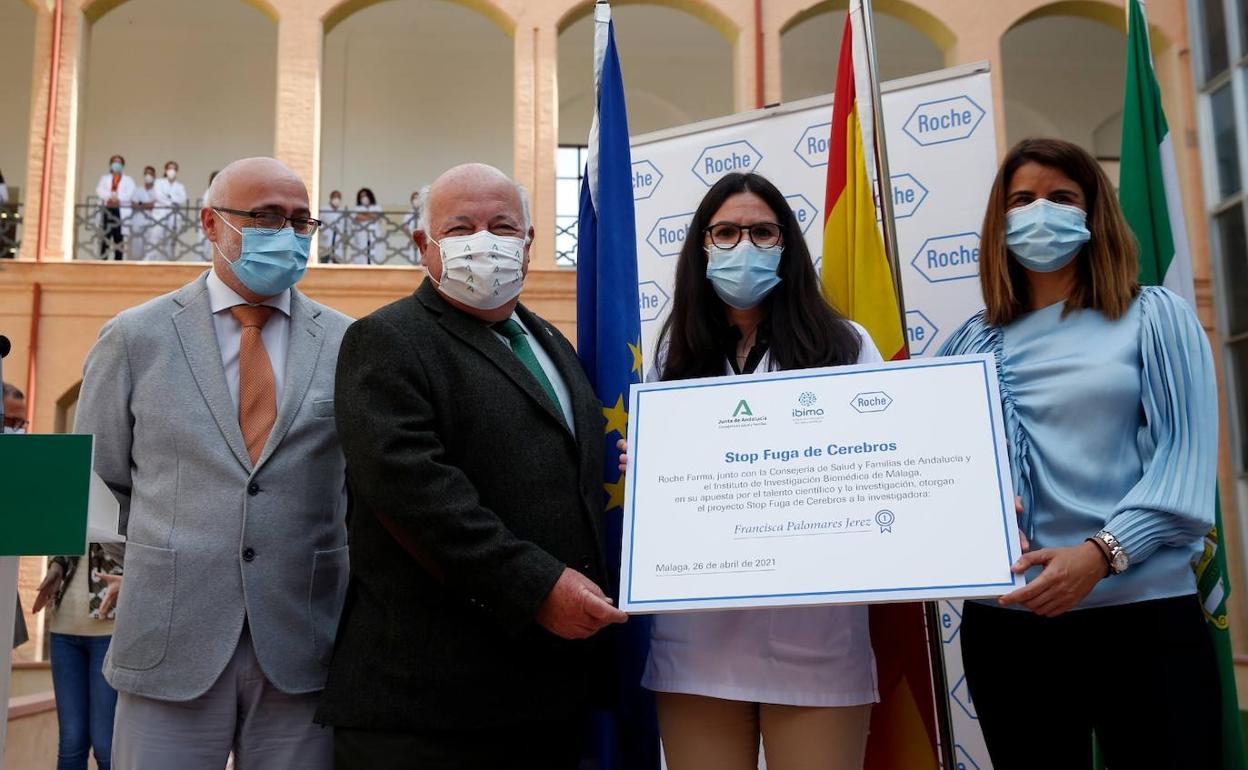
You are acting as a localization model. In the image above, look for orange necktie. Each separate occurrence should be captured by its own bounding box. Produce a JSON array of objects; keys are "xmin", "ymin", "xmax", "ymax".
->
[{"xmin": 231, "ymin": 305, "xmax": 277, "ymax": 464}]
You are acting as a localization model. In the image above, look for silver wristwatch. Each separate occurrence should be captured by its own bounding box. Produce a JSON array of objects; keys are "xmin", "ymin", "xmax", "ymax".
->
[{"xmin": 1092, "ymin": 530, "xmax": 1129, "ymax": 574}]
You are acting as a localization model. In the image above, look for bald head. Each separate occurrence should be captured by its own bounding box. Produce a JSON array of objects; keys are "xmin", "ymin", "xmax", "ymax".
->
[
  {"xmin": 201, "ymin": 156, "xmax": 311, "ymax": 303},
  {"xmin": 418, "ymin": 163, "xmax": 530, "ymax": 235}
]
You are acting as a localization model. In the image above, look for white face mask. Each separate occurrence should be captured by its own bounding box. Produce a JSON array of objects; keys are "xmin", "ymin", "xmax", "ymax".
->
[
  {"xmin": 429, "ymin": 229, "xmax": 527, "ymax": 310},
  {"xmin": 144, "ymin": 174, "xmax": 155, "ymax": 185},
  {"xmin": 165, "ymin": 168, "xmax": 177, "ymax": 181},
  {"xmin": 2, "ymin": 426, "xmax": 25, "ymax": 435}
]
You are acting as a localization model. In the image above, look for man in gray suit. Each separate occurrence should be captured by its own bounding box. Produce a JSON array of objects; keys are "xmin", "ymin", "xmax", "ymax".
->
[{"xmin": 75, "ymin": 157, "xmax": 351, "ymax": 769}]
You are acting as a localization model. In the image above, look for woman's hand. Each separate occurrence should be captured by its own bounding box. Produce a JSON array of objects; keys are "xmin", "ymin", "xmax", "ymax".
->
[
  {"xmin": 617, "ymin": 438, "xmax": 629, "ymax": 476},
  {"xmin": 32, "ymin": 562, "xmax": 64, "ymax": 613},
  {"xmin": 97, "ymin": 572, "xmax": 123, "ymax": 618},
  {"xmin": 998, "ymin": 541, "xmax": 1107, "ymax": 617},
  {"xmin": 1016, "ymin": 496, "xmax": 1029, "ymax": 553}
]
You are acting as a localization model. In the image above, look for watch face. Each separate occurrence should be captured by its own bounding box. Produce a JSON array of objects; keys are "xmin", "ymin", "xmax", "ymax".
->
[{"xmin": 1111, "ymin": 551, "xmax": 1129, "ymax": 573}]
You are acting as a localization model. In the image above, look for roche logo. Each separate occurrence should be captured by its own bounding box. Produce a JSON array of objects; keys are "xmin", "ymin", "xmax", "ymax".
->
[
  {"xmin": 793, "ymin": 122, "xmax": 832, "ymax": 168},
  {"xmin": 637, "ymin": 280, "xmax": 670, "ymax": 323},
  {"xmin": 875, "ymin": 173, "xmax": 929, "ymax": 220},
  {"xmin": 646, "ymin": 212, "xmax": 694, "ymax": 257},
  {"xmin": 632, "ymin": 160, "xmax": 663, "ymax": 201},
  {"xmin": 911, "ymin": 232, "xmax": 981, "ymax": 283},
  {"xmin": 692, "ymin": 140, "xmax": 763, "ymax": 186},
  {"xmin": 939, "ymin": 600, "xmax": 962, "ymax": 644},
  {"xmin": 851, "ymin": 391, "xmax": 892, "ymax": 413},
  {"xmin": 903, "ymin": 95, "xmax": 986, "ymax": 147},
  {"xmin": 784, "ymin": 194, "xmax": 819, "ymax": 234},
  {"xmin": 905, "ymin": 309, "xmax": 940, "ymax": 356}
]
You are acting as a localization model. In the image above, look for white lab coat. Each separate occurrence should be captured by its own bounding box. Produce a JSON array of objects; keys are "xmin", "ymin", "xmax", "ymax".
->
[
  {"xmin": 95, "ymin": 172, "xmax": 136, "ymax": 216},
  {"xmin": 349, "ymin": 203, "xmax": 384, "ymax": 265},
  {"xmin": 129, "ymin": 185, "xmax": 155, "ymax": 260},
  {"xmin": 148, "ymin": 177, "xmax": 189, "ymax": 259},
  {"xmin": 320, "ymin": 206, "xmax": 346, "ymax": 263},
  {"xmin": 641, "ymin": 322, "xmax": 883, "ymax": 708}
]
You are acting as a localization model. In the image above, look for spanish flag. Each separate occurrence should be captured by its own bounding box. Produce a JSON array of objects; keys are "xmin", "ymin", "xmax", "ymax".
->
[
  {"xmin": 821, "ymin": 10, "xmax": 940, "ymax": 770},
  {"xmin": 821, "ymin": 13, "xmax": 906, "ymax": 360}
]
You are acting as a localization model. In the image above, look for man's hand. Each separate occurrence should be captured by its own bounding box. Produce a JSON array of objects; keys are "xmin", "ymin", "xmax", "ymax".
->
[
  {"xmin": 32, "ymin": 562, "xmax": 64, "ymax": 613},
  {"xmin": 998, "ymin": 541, "xmax": 1106, "ymax": 617},
  {"xmin": 536, "ymin": 567, "xmax": 627, "ymax": 640},
  {"xmin": 97, "ymin": 572, "xmax": 123, "ymax": 618}
]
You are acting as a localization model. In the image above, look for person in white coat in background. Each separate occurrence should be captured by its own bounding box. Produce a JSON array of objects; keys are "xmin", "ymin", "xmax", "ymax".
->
[
  {"xmin": 95, "ymin": 155, "xmax": 135, "ymax": 260},
  {"xmin": 149, "ymin": 161, "xmax": 189, "ymax": 261},
  {"xmin": 349, "ymin": 187, "xmax": 383, "ymax": 265},
  {"xmin": 129, "ymin": 167, "xmax": 157, "ymax": 261},
  {"xmin": 320, "ymin": 191, "xmax": 346, "ymax": 264}
]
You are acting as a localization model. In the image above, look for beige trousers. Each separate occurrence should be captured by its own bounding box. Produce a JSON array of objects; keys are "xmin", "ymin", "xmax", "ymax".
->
[{"xmin": 657, "ymin": 692, "xmax": 871, "ymax": 770}]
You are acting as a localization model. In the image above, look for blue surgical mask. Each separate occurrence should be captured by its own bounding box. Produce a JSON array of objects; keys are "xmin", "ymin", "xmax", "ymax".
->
[
  {"xmin": 110, "ymin": 161, "xmax": 123, "ymax": 174},
  {"xmin": 214, "ymin": 212, "xmax": 310, "ymax": 297},
  {"xmin": 1005, "ymin": 198, "xmax": 1091, "ymax": 273},
  {"xmin": 705, "ymin": 242, "xmax": 782, "ymax": 309}
]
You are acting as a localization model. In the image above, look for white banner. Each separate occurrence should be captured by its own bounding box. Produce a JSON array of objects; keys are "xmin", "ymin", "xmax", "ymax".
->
[{"xmin": 628, "ymin": 62, "xmax": 999, "ymax": 770}]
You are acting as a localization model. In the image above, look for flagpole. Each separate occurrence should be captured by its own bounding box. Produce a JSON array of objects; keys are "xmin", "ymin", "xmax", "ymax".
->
[{"xmin": 857, "ymin": 1, "xmax": 958, "ymax": 768}]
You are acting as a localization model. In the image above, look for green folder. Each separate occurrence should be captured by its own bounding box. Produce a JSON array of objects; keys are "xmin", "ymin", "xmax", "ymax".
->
[{"xmin": 0, "ymin": 434, "xmax": 93, "ymax": 556}]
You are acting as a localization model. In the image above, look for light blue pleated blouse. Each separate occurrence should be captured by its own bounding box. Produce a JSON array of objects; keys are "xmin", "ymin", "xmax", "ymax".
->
[{"xmin": 938, "ymin": 287, "xmax": 1218, "ymax": 609}]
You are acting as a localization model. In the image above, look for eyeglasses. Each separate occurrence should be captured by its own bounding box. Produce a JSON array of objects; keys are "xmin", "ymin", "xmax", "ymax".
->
[
  {"xmin": 214, "ymin": 207, "xmax": 322, "ymax": 236},
  {"xmin": 704, "ymin": 221, "xmax": 783, "ymax": 250}
]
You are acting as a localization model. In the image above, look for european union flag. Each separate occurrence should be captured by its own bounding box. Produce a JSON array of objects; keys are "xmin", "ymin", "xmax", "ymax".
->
[{"xmin": 575, "ymin": 4, "xmax": 659, "ymax": 768}]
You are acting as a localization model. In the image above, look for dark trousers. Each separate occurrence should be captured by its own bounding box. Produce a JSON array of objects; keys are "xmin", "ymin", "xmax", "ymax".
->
[
  {"xmin": 333, "ymin": 718, "xmax": 584, "ymax": 770},
  {"xmin": 961, "ymin": 594, "xmax": 1222, "ymax": 770},
  {"xmin": 100, "ymin": 206, "xmax": 123, "ymax": 260},
  {"xmin": 50, "ymin": 633, "xmax": 117, "ymax": 770}
]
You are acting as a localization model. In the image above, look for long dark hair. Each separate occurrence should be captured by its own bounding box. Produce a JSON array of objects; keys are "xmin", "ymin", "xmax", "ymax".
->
[
  {"xmin": 658, "ymin": 172, "xmax": 861, "ymax": 380},
  {"xmin": 356, "ymin": 187, "xmax": 376, "ymax": 206}
]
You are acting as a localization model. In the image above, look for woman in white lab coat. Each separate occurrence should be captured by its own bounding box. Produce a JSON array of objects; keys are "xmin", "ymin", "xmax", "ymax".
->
[
  {"xmin": 148, "ymin": 160, "xmax": 188, "ymax": 260},
  {"xmin": 94, "ymin": 155, "xmax": 135, "ymax": 260},
  {"xmin": 320, "ymin": 190, "xmax": 347, "ymax": 263},
  {"xmin": 620, "ymin": 172, "xmax": 878, "ymax": 770},
  {"xmin": 403, "ymin": 190, "xmax": 423, "ymax": 265},
  {"xmin": 350, "ymin": 187, "xmax": 384, "ymax": 265},
  {"xmin": 128, "ymin": 167, "xmax": 157, "ymax": 261}
]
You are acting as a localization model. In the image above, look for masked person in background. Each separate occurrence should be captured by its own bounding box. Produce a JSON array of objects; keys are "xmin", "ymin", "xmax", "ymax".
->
[
  {"xmin": 939, "ymin": 138, "xmax": 1222, "ymax": 769},
  {"xmin": 316, "ymin": 163, "xmax": 625, "ymax": 769},
  {"xmin": 350, "ymin": 187, "xmax": 383, "ymax": 265},
  {"xmin": 129, "ymin": 166, "xmax": 157, "ymax": 261},
  {"xmin": 618, "ymin": 172, "xmax": 878, "ymax": 770},
  {"xmin": 149, "ymin": 161, "xmax": 189, "ymax": 261},
  {"xmin": 404, "ymin": 190, "xmax": 423, "ymax": 266},
  {"xmin": 321, "ymin": 190, "xmax": 346, "ymax": 263},
  {"xmin": 76, "ymin": 156, "xmax": 352, "ymax": 770},
  {"xmin": 95, "ymin": 155, "xmax": 134, "ymax": 260}
]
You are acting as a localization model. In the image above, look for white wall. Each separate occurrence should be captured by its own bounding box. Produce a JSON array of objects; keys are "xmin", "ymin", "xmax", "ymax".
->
[
  {"xmin": 320, "ymin": 0, "xmax": 513, "ymax": 210},
  {"xmin": 557, "ymin": 5, "xmax": 734, "ymax": 145},
  {"xmin": 0, "ymin": 0, "xmax": 36, "ymax": 203},
  {"xmin": 780, "ymin": 9, "xmax": 945, "ymax": 102},
  {"xmin": 75, "ymin": 0, "xmax": 276, "ymax": 205},
  {"xmin": 1003, "ymin": 15, "xmax": 1125, "ymax": 155}
]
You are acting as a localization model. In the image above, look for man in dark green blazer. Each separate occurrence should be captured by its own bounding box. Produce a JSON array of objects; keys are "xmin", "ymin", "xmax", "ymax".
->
[{"xmin": 317, "ymin": 164, "xmax": 627, "ymax": 769}]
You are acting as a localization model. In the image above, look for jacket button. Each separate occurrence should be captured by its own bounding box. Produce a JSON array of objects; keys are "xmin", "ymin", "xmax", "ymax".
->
[
  {"xmin": 247, "ymin": 482, "xmax": 260, "ymax": 496},
  {"xmin": 242, "ymin": 548, "xmax": 256, "ymax": 562}
]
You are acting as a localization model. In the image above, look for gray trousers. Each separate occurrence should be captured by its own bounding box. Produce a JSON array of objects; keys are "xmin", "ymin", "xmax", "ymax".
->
[{"xmin": 111, "ymin": 626, "xmax": 332, "ymax": 770}]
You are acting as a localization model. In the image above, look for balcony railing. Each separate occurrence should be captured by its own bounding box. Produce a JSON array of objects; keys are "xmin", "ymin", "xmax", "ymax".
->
[
  {"xmin": 1, "ymin": 204, "xmax": 22, "ymax": 259},
  {"xmin": 72, "ymin": 199, "xmax": 424, "ymax": 266}
]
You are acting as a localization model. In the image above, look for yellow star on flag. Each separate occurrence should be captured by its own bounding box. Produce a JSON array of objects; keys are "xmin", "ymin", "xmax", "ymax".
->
[
  {"xmin": 603, "ymin": 394, "xmax": 629, "ymax": 437},
  {"xmin": 628, "ymin": 340, "xmax": 643, "ymax": 377},
  {"xmin": 604, "ymin": 475, "xmax": 627, "ymax": 511}
]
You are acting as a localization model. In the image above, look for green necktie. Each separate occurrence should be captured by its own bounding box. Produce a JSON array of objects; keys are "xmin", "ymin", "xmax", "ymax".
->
[{"xmin": 494, "ymin": 319, "xmax": 566, "ymax": 424}]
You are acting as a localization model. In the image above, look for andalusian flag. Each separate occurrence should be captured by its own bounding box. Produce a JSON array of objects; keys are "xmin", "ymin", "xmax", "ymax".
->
[
  {"xmin": 1120, "ymin": 2, "xmax": 1245, "ymax": 766},
  {"xmin": 821, "ymin": 4, "xmax": 906, "ymax": 360},
  {"xmin": 822, "ymin": 7, "xmax": 939, "ymax": 769}
]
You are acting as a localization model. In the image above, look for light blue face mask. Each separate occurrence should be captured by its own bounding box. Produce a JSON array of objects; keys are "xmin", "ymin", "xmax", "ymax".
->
[
  {"xmin": 705, "ymin": 242, "xmax": 783, "ymax": 309},
  {"xmin": 1005, "ymin": 198, "xmax": 1091, "ymax": 273},
  {"xmin": 110, "ymin": 161, "xmax": 123, "ymax": 174},
  {"xmin": 215, "ymin": 212, "xmax": 310, "ymax": 297}
]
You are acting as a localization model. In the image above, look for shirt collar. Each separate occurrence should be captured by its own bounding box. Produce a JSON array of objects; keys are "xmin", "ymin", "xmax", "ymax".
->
[{"xmin": 206, "ymin": 268, "xmax": 291, "ymax": 317}]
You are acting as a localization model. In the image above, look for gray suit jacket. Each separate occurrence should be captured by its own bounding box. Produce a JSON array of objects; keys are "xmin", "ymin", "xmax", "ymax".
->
[{"xmin": 74, "ymin": 271, "xmax": 352, "ymax": 701}]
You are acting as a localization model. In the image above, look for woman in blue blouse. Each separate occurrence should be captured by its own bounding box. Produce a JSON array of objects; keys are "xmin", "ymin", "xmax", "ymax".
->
[{"xmin": 940, "ymin": 138, "xmax": 1222, "ymax": 769}]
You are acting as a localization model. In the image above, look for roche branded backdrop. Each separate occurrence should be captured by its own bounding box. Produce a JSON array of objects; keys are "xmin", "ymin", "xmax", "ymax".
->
[{"xmin": 628, "ymin": 62, "xmax": 999, "ymax": 770}]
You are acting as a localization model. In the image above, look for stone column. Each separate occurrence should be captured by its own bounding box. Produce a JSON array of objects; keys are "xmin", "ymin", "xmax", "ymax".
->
[
  {"xmin": 273, "ymin": 14, "xmax": 324, "ymax": 207},
  {"xmin": 514, "ymin": 17, "xmax": 559, "ymax": 269}
]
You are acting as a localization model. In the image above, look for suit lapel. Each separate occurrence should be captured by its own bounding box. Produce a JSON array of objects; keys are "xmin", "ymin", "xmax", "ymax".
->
[
  {"xmin": 171, "ymin": 274, "xmax": 253, "ymax": 472},
  {"xmin": 427, "ymin": 288, "xmax": 571, "ymax": 435},
  {"xmin": 255, "ymin": 289, "xmax": 325, "ymax": 470}
]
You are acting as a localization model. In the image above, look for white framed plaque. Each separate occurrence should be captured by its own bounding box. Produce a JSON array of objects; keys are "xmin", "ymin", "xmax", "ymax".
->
[{"xmin": 620, "ymin": 354, "xmax": 1024, "ymax": 613}]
